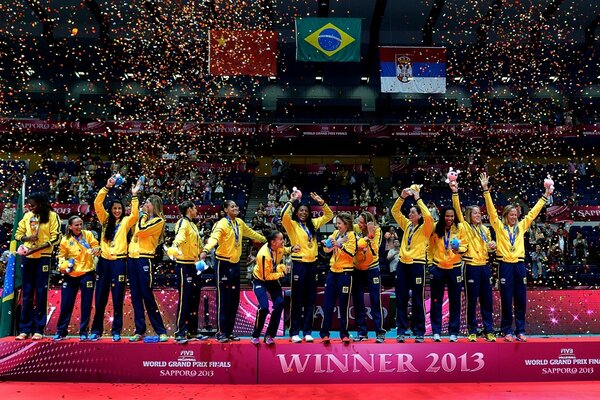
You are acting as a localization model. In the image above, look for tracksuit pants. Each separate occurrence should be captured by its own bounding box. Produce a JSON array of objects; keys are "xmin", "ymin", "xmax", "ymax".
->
[
  {"xmin": 19, "ymin": 256, "xmax": 51, "ymax": 335},
  {"xmin": 128, "ymin": 257, "xmax": 167, "ymax": 336},
  {"xmin": 430, "ymin": 265, "xmax": 463, "ymax": 336},
  {"xmin": 252, "ymin": 279, "xmax": 284, "ymax": 338},
  {"xmin": 395, "ymin": 262, "xmax": 426, "ymax": 337},
  {"xmin": 289, "ymin": 260, "xmax": 318, "ymax": 337},
  {"xmin": 91, "ymin": 257, "xmax": 127, "ymax": 336},
  {"xmin": 320, "ymin": 270, "xmax": 353, "ymax": 339},
  {"xmin": 352, "ymin": 267, "xmax": 385, "ymax": 336},
  {"xmin": 56, "ymin": 272, "xmax": 95, "ymax": 337},
  {"xmin": 464, "ymin": 264, "xmax": 495, "ymax": 335}
]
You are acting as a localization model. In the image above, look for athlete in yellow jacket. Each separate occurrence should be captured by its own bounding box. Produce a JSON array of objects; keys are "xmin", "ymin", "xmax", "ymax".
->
[
  {"xmin": 280, "ymin": 190, "xmax": 333, "ymax": 343},
  {"xmin": 391, "ymin": 186, "xmax": 434, "ymax": 343},
  {"xmin": 481, "ymin": 172, "xmax": 551, "ymax": 342},
  {"xmin": 352, "ymin": 212, "xmax": 386, "ymax": 342},
  {"xmin": 451, "ymin": 181, "xmax": 497, "ymax": 342},
  {"xmin": 14, "ymin": 192, "xmax": 62, "ymax": 340},
  {"xmin": 89, "ymin": 176, "xmax": 141, "ymax": 342},
  {"xmin": 53, "ymin": 216, "xmax": 100, "ymax": 341},
  {"xmin": 200, "ymin": 200, "xmax": 266, "ymax": 343}
]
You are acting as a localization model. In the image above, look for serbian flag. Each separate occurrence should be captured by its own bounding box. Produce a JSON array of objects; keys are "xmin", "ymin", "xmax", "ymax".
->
[
  {"xmin": 379, "ymin": 47, "xmax": 446, "ymax": 93},
  {"xmin": 209, "ymin": 30, "xmax": 277, "ymax": 76}
]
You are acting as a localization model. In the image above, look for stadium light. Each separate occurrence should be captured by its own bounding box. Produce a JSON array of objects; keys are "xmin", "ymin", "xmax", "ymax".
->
[
  {"xmin": 361, "ymin": 76, "xmax": 370, "ymax": 83},
  {"xmin": 315, "ymin": 76, "xmax": 323, "ymax": 82},
  {"xmin": 268, "ymin": 76, "xmax": 277, "ymax": 82}
]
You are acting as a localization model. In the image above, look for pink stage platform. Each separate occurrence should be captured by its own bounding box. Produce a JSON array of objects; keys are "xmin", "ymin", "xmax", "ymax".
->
[{"xmin": 1, "ymin": 336, "xmax": 599, "ymax": 384}]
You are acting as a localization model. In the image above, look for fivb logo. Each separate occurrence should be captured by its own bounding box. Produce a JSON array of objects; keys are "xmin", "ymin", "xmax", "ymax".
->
[
  {"xmin": 558, "ymin": 348, "xmax": 576, "ymax": 360},
  {"xmin": 178, "ymin": 350, "xmax": 196, "ymax": 362}
]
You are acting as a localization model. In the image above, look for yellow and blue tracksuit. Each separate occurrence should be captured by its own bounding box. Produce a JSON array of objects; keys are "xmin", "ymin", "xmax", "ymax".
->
[
  {"xmin": 251, "ymin": 244, "xmax": 290, "ymax": 339},
  {"xmin": 172, "ymin": 216, "xmax": 203, "ymax": 339},
  {"xmin": 352, "ymin": 224, "xmax": 385, "ymax": 337},
  {"xmin": 453, "ymin": 192, "xmax": 495, "ymax": 335},
  {"xmin": 391, "ymin": 197, "xmax": 434, "ymax": 337},
  {"xmin": 280, "ymin": 201, "xmax": 333, "ymax": 338},
  {"xmin": 56, "ymin": 230, "xmax": 99, "ymax": 337},
  {"xmin": 128, "ymin": 214, "xmax": 167, "ymax": 336},
  {"xmin": 203, "ymin": 216, "xmax": 266, "ymax": 339},
  {"xmin": 428, "ymin": 223, "xmax": 467, "ymax": 336},
  {"xmin": 484, "ymin": 190, "xmax": 548, "ymax": 336},
  {"xmin": 15, "ymin": 210, "xmax": 62, "ymax": 335},
  {"xmin": 320, "ymin": 230, "xmax": 356, "ymax": 340},
  {"xmin": 91, "ymin": 188, "xmax": 139, "ymax": 336}
]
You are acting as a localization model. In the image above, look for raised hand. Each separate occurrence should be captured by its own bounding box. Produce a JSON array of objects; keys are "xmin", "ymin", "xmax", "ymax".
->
[
  {"xmin": 106, "ymin": 176, "xmax": 116, "ymax": 189},
  {"xmin": 310, "ymin": 192, "xmax": 325, "ymax": 205},
  {"xmin": 400, "ymin": 188, "xmax": 411, "ymax": 199},
  {"xmin": 479, "ymin": 172, "xmax": 489, "ymax": 191},
  {"xmin": 449, "ymin": 181, "xmax": 458, "ymax": 193}
]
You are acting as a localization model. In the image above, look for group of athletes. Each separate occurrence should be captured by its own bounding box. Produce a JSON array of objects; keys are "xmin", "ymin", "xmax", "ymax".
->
[{"xmin": 12, "ymin": 171, "xmax": 552, "ymax": 344}]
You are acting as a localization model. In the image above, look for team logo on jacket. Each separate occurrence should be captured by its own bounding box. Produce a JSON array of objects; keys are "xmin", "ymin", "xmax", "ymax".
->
[
  {"xmin": 42, "ymin": 265, "xmax": 49, "ymax": 272},
  {"xmin": 62, "ymin": 282, "xmax": 68, "ymax": 288},
  {"xmin": 500, "ymin": 278, "xmax": 506, "ymax": 285},
  {"xmin": 69, "ymin": 241, "xmax": 75, "ymax": 246},
  {"xmin": 87, "ymin": 281, "xmax": 94, "ymax": 288},
  {"xmin": 118, "ymin": 275, "xmax": 125, "ymax": 282},
  {"xmin": 416, "ymin": 277, "xmax": 422, "ymax": 285},
  {"xmin": 373, "ymin": 277, "xmax": 380, "ymax": 284},
  {"xmin": 456, "ymin": 276, "xmax": 463, "ymax": 283},
  {"xmin": 523, "ymin": 277, "xmax": 527, "ymax": 284},
  {"xmin": 293, "ymin": 275, "xmax": 299, "ymax": 281},
  {"xmin": 143, "ymin": 265, "xmax": 150, "ymax": 272},
  {"xmin": 342, "ymin": 286, "xmax": 349, "ymax": 294}
]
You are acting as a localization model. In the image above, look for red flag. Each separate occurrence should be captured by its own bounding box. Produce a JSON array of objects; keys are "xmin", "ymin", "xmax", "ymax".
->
[{"xmin": 209, "ymin": 30, "xmax": 277, "ymax": 76}]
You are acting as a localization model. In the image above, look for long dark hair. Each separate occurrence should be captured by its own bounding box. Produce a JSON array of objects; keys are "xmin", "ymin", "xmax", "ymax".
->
[
  {"xmin": 28, "ymin": 192, "xmax": 52, "ymax": 224},
  {"xmin": 291, "ymin": 202, "xmax": 316, "ymax": 234},
  {"xmin": 104, "ymin": 199, "xmax": 125, "ymax": 242},
  {"xmin": 434, "ymin": 206, "xmax": 458, "ymax": 238}
]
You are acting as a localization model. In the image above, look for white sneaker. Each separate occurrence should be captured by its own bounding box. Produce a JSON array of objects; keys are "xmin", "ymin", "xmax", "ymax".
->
[
  {"xmin": 433, "ymin": 333, "xmax": 441, "ymax": 342},
  {"xmin": 291, "ymin": 335, "xmax": 302, "ymax": 343},
  {"xmin": 304, "ymin": 334, "xmax": 314, "ymax": 343},
  {"xmin": 449, "ymin": 334, "xmax": 458, "ymax": 342}
]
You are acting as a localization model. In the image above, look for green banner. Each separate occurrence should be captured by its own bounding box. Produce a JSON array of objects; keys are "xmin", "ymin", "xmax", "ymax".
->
[
  {"xmin": 0, "ymin": 180, "xmax": 24, "ymax": 337},
  {"xmin": 295, "ymin": 18, "xmax": 361, "ymax": 62}
]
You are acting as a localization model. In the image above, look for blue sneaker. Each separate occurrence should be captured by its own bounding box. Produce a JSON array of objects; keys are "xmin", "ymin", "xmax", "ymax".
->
[
  {"xmin": 52, "ymin": 334, "xmax": 66, "ymax": 341},
  {"xmin": 112, "ymin": 334, "xmax": 121, "ymax": 342},
  {"xmin": 79, "ymin": 334, "xmax": 88, "ymax": 342}
]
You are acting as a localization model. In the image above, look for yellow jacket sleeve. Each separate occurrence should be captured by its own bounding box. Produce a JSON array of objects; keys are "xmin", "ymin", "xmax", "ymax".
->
[
  {"xmin": 391, "ymin": 197, "xmax": 409, "ymax": 231},
  {"xmin": 483, "ymin": 191, "xmax": 503, "ymax": 233},
  {"xmin": 312, "ymin": 203, "xmax": 334, "ymax": 229},
  {"xmin": 452, "ymin": 193, "xmax": 465, "ymax": 223},
  {"xmin": 519, "ymin": 196, "xmax": 549, "ymax": 232},
  {"xmin": 47, "ymin": 212, "xmax": 62, "ymax": 248},
  {"xmin": 417, "ymin": 199, "xmax": 435, "ymax": 238},
  {"xmin": 257, "ymin": 254, "xmax": 285, "ymax": 281},
  {"xmin": 94, "ymin": 188, "xmax": 109, "ymax": 224},
  {"xmin": 204, "ymin": 219, "xmax": 226, "ymax": 253},
  {"xmin": 172, "ymin": 219, "xmax": 188, "ymax": 248},
  {"xmin": 14, "ymin": 214, "xmax": 27, "ymax": 242},
  {"xmin": 240, "ymin": 220, "xmax": 266, "ymax": 243},
  {"xmin": 124, "ymin": 197, "xmax": 140, "ymax": 230},
  {"xmin": 281, "ymin": 201, "xmax": 294, "ymax": 232}
]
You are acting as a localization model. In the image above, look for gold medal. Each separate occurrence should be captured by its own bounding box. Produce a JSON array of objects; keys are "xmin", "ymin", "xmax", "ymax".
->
[
  {"xmin": 510, "ymin": 246, "xmax": 515, "ymax": 252},
  {"xmin": 307, "ymin": 241, "xmax": 313, "ymax": 248},
  {"xmin": 110, "ymin": 241, "xmax": 115, "ymax": 247},
  {"xmin": 406, "ymin": 245, "xmax": 410, "ymax": 251}
]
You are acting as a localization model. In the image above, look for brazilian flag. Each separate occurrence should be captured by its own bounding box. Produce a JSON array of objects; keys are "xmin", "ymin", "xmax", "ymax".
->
[
  {"xmin": 0, "ymin": 179, "xmax": 24, "ymax": 337},
  {"xmin": 296, "ymin": 18, "xmax": 361, "ymax": 62}
]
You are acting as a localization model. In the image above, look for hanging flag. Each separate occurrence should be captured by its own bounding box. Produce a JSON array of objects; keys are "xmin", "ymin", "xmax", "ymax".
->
[
  {"xmin": 0, "ymin": 177, "xmax": 25, "ymax": 337},
  {"xmin": 209, "ymin": 30, "xmax": 277, "ymax": 76},
  {"xmin": 295, "ymin": 18, "xmax": 361, "ymax": 62},
  {"xmin": 379, "ymin": 47, "xmax": 446, "ymax": 93}
]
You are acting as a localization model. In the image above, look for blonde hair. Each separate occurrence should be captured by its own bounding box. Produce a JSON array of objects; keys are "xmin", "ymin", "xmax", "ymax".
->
[
  {"xmin": 464, "ymin": 206, "xmax": 480, "ymax": 226},
  {"xmin": 359, "ymin": 211, "xmax": 377, "ymax": 227},
  {"xmin": 146, "ymin": 195, "xmax": 166, "ymax": 243},
  {"xmin": 336, "ymin": 212, "xmax": 354, "ymax": 230},
  {"xmin": 501, "ymin": 205, "xmax": 517, "ymax": 225}
]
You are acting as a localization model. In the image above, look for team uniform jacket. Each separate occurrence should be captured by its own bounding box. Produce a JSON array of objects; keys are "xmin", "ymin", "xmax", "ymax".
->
[
  {"xmin": 428, "ymin": 224, "xmax": 467, "ymax": 269},
  {"xmin": 327, "ymin": 230, "xmax": 357, "ymax": 273},
  {"xmin": 452, "ymin": 193, "xmax": 493, "ymax": 266},
  {"xmin": 252, "ymin": 244, "xmax": 292, "ymax": 281},
  {"xmin": 483, "ymin": 191, "xmax": 548, "ymax": 263},
  {"xmin": 281, "ymin": 202, "xmax": 333, "ymax": 263},
  {"xmin": 172, "ymin": 216, "xmax": 202, "ymax": 265},
  {"xmin": 94, "ymin": 187, "xmax": 139, "ymax": 260},
  {"xmin": 58, "ymin": 230, "xmax": 99, "ymax": 277},
  {"xmin": 391, "ymin": 197, "xmax": 435, "ymax": 265},
  {"xmin": 128, "ymin": 214, "xmax": 165, "ymax": 259},
  {"xmin": 15, "ymin": 211, "xmax": 62, "ymax": 259},
  {"xmin": 204, "ymin": 217, "xmax": 266, "ymax": 264},
  {"xmin": 353, "ymin": 224, "xmax": 382, "ymax": 270}
]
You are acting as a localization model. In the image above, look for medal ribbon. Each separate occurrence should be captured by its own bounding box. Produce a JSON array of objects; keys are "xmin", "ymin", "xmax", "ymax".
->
[
  {"xmin": 407, "ymin": 224, "xmax": 421, "ymax": 248},
  {"xmin": 443, "ymin": 228, "xmax": 451, "ymax": 250},
  {"xmin": 226, "ymin": 216, "xmax": 240, "ymax": 245},
  {"xmin": 269, "ymin": 246, "xmax": 278, "ymax": 272},
  {"xmin": 504, "ymin": 225, "xmax": 518, "ymax": 248},
  {"xmin": 73, "ymin": 233, "xmax": 91, "ymax": 249},
  {"xmin": 475, "ymin": 224, "xmax": 488, "ymax": 243},
  {"xmin": 299, "ymin": 222, "xmax": 313, "ymax": 242}
]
